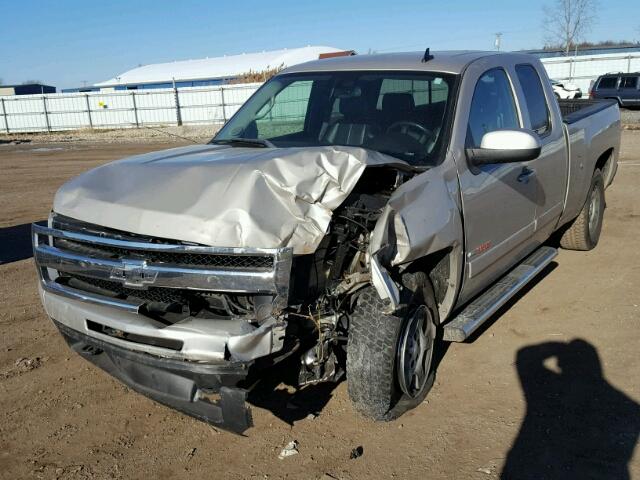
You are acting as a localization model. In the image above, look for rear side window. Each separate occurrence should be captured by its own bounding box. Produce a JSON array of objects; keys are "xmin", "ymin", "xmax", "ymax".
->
[
  {"xmin": 598, "ymin": 77, "xmax": 618, "ymax": 89},
  {"xmin": 515, "ymin": 64, "xmax": 550, "ymax": 135},
  {"xmin": 621, "ymin": 76, "xmax": 638, "ymax": 89},
  {"xmin": 467, "ymin": 68, "xmax": 520, "ymax": 148}
]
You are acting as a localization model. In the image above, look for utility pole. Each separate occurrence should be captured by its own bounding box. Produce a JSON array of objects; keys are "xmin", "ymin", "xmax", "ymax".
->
[{"xmin": 494, "ymin": 32, "xmax": 503, "ymax": 51}]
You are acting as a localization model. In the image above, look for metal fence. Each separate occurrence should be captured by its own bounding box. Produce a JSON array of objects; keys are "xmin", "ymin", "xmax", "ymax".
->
[
  {"xmin": 0, "ymin": 82, "xmax": 262, "ymax": 134},
  {"xmin": 541, "ymin": 53, "xmax": 640, "ymax": 92}
]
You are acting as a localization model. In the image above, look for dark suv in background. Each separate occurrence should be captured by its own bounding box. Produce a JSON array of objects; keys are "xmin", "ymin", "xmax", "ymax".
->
[{"xmin": 590, "ymin": 73, "xmax": 640, "ymax": 108}]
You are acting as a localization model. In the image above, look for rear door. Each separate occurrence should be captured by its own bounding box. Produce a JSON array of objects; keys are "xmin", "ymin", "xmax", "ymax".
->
[
  {"xmin": 513, "ymin": 63, "xmax": 567, "ymax": 240},
  {"xmin": 619, "ymin": 75, "xmax": 640, "ymax": 106}
]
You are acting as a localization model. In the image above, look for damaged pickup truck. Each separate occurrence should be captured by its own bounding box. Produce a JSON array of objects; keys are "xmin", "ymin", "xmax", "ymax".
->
[{"xmin": 33, "ymin": 51, "xmax": 621, "ymax": 433}]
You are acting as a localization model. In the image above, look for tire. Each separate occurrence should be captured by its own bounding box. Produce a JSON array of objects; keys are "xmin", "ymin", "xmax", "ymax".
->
[
  {"xmin": 560, "ymin": 169, "xmax": 605, "ymax": 251},
  {"xmin": 347, "ymin": 272, "xmax": 438, "ymax": 420}
]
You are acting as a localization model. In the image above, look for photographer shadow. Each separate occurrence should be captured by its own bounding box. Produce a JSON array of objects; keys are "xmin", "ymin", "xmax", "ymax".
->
[{"xmin": 502, "ymin": 339, "xmax": 640, "ymax": 479}]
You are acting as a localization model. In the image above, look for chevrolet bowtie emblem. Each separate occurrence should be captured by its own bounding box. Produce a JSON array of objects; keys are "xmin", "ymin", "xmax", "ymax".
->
[{"xmin": 109, "ymin": 260, "xmax": 158, "ymax": 289}]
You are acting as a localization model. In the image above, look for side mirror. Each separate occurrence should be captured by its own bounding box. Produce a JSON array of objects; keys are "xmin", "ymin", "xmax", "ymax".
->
[{"xmin": 466, "ymin": 129, "xmax": 541, "ymax": 165}]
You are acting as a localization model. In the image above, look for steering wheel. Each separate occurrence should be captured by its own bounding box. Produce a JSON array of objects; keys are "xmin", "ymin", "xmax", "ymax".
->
[{"xmin": 386, "ymin": 121, "xmax": 434, "ymax": 144}]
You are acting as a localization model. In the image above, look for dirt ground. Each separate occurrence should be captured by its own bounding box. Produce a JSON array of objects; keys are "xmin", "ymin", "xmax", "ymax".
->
[{"xmin": 0, "ymin": 133, "xmax": 639, "ymax": 480}]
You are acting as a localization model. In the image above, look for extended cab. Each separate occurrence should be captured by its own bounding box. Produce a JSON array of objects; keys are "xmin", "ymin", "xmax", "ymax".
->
[{"xmin": 33, "ymin": 51, "xmax": 621, "ymax": 433}]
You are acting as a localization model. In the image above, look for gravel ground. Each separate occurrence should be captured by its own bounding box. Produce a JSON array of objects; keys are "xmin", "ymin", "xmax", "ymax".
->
[
  {"xmin": 0, "ymin": 132, "xmax": 639, "ymax": 479},
  {"xmin": 0, "ymin": 124, "xmax": 220, "ymax": 145},
  {"xmin": 621, "ymin": 108, "xmax": 640, "ymax": 127}
]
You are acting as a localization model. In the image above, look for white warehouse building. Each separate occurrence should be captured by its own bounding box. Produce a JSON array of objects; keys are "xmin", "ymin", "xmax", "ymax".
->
[{"xmin": 88, "ymin": 46, "xmax": 348, "ymax": 92}]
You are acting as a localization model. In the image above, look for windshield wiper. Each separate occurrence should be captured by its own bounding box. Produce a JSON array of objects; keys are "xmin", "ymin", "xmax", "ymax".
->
[{"xmin": 210, "ymin": 138, "xmax": 275, "ymax": 148}]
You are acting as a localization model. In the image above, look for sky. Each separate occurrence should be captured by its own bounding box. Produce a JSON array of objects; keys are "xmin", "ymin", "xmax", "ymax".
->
[{"xmin": 0, "ymin": 0, "xmax": 638, "ymax": 89}]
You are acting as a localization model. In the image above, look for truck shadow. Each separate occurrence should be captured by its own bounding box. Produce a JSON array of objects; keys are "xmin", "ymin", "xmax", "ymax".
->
[
  {"xmin": 501, "ymin": 339, "xmax": 640, "ymax": 479},
  {"xmin": 246, "ymin": 351, "xmax": 341, "ymax": 425},
  {"xmin": 0, "ymin": 222, "xmax": 38, "ymax": 265},
  {"xmin": 245, "ymin": 262, "xmax": 560, "ymax": 425}
]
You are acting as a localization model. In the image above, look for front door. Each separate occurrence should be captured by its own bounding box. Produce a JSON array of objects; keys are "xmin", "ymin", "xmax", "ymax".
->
[{"xmin": 457, "ymin": 67, "xmax": 537, "ymax": 299}]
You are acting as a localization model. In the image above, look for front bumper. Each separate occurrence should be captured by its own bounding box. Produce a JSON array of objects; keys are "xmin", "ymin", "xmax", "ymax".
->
[
  {"xmin": 32, "ymin": 221, "xmax": 293, "ymax": 362},
  {"xmin": 54, "ymin": 319, "xmax": 254, "ymax": 433},
  {"xmin": 32, "ymin": 218, "xmax": 296, "ymax": 433}
]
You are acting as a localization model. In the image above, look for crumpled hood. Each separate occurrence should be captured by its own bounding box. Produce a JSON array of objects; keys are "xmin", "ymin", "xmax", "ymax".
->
[{"xmin": 54, "ymin": 144, "xmax": 407, "ymax": 254}]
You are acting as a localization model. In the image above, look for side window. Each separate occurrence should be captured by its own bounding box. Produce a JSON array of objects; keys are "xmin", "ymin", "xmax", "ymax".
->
[
  {"xmin": 598, "ymin": 77, "xmax": 618, "ymax": 89},
  {"xmin": 467, "ymin": 68, "xmax": 520, "ymax": 148},
  {"xmin": 515, "ymin": 64, "xmax": 550, "ymax": 135},
  {"xmin": 622, "ymin": 76, "xmax": 638, "ymax": 89}
]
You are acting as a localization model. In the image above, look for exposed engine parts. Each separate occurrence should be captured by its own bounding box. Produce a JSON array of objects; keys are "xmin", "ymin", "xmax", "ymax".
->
[{"xmin": 289, "ymin": 167, "xmax": 409, "ymax": 386}]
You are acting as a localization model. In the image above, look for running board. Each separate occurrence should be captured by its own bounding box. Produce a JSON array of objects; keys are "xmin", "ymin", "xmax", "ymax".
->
[{"xmin": 443, "ymin": 246, "xmax": 558, "ymax": 342}]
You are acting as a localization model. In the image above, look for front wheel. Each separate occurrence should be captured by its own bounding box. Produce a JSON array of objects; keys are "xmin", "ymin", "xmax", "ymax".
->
[
  {"xmin": 560, "ymin": 169, "xmax": 605, "ymax": 251},
  {"xmin": 347, "ymin": 273, "xmax": 438, "ymax": 420}
]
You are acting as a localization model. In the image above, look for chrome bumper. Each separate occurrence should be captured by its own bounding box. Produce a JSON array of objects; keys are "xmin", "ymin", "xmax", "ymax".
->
[{"xmin": 32, "ymin": 222, "xmax": 293, "ymax": 362}]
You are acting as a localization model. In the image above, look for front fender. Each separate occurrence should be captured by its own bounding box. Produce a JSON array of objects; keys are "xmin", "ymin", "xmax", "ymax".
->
[{"xmin": 368, "ymin": 163, "xmax": 464, "ymax": 319}]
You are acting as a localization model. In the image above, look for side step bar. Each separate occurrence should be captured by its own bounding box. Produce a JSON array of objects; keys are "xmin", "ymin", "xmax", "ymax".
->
[{"xmin": 443, "ymin": 246, "xmax": 558, "ymax": 342}]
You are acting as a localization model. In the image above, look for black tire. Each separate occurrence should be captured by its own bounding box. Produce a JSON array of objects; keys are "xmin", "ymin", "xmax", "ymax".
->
[
  {"xmin": 346, "ymin": 272, "xmax": 438, "ymax": 420},
  {"xmin": 560, "ymin": 169, "xmax": 605, "ymax": 251}
]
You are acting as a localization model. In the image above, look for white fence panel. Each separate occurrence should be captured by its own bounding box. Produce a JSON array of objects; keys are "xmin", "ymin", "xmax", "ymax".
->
[
  {"xmin": 178, "ymin": 87, "xmax": 224, "ymax": 125},
  {"xmin": 134, "ymin": 89, "xmax": 176, "ymax": 125},
  {"xmin": 3, "ymin": 94, "xmax": 48, "ymax": 132},
  {"xmin": 46, "ymin": 94, "xmax": 89, "ymax": 130},
  {"xmin": 222, "ymin": 84, "xmax": 260, "ymax": 120},
  {"xmin": 0, "ymin": 83, "xmax": 262, "ymax": 134},
  {"xmin": 542, "ymin": 53, "xmax": 640, "ymax": 92},
  {"xmin": 88, "ymin": 91, "xmax": 136, "ymax": 128},
  {"xmin": 0, "ymin": 100, "xmax": 7, "ymax": 133}
]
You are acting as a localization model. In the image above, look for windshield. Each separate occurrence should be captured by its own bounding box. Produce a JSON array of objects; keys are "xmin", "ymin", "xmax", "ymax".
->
[{"xmin": 213, "ymin": 71, "xmax": 456, "ymax": 165}]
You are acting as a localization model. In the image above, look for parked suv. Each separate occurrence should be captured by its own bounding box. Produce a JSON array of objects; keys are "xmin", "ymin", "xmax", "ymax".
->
[{"xmin": 591, "ymin": 73, "xmax": 640, "ymax": 108}]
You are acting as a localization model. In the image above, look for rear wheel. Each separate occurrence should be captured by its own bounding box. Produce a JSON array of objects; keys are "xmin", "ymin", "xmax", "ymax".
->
[
  {"xmin": 560, "ymin": 169, "xmax": 605, "ymax": 251},
  {"xmin": 347, "ymin": 272, "xmax": 438, "ymax": 420}
]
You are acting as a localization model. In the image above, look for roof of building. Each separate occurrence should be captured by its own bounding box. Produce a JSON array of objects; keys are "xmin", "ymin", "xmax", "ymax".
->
[
  {"xmin": 0, "ymin": 83, "xmax": 55, "ymax": 88},
  {"xmin": 284, "ymin": 50, "xmax": 518, "ymax": 75},
  {"xmin": 95, "ymin": 46, "xmax": 345, "ymax": 87}
]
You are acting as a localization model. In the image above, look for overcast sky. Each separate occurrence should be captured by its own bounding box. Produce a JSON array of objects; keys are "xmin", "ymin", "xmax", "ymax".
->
[{"xmin": 1, "ymin": 0, "xmax": 638, "ymax": 89}]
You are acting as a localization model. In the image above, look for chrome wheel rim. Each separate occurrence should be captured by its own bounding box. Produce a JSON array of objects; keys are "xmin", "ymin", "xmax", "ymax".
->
[
  {"xmin": 397, "ymin": 306, "xmax": 435, "ymax": 398},
  {"xmin": 588, "ymin": 187, "xmax": 601, "ymax": 241}
]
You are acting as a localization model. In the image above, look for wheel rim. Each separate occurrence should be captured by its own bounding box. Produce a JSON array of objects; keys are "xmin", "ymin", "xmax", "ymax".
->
[
  {"xmin": 397, "ymin": 306, "xmax": 435, "ymax": 398},
  {"xmin": 588, "ymin": 186, "xmax": 601, "ymax": 241}
]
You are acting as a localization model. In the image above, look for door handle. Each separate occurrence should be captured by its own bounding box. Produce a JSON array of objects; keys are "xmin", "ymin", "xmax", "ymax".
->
[{"xmin": 517, "ymin": 167, "xmax": 535, "ymax": 184}]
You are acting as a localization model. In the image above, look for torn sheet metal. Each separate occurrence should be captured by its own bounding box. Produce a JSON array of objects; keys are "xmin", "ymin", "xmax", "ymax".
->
[
  {"xmin": 54, "ymin": 144, "xmax": 407, "ymax": 254},
  {"xmin": 369, "ymin": 165, "xmax": 463, "ymax": 267},
  {"xmin": 369, "ymin": 164, "xmax": 464, "ymax": 318}
]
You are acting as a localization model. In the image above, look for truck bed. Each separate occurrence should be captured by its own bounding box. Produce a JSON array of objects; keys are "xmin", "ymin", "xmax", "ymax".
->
[{"xmin": 558, "ymin": 99, "xmax": 618, "ymax": 124}]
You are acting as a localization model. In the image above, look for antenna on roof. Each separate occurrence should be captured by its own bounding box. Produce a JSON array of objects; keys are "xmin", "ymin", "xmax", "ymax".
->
[{"xmin": 421, "ymin": 48, "xmax": 434, "ymax": 63}]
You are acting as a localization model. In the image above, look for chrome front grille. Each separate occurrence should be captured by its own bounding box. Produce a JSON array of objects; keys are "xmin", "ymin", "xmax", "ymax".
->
[
  {"xmin": 32, "ymin": 219, "xmax": 293, "ymax": 314},
  {"xmin": 53, "ymin": 237, "xmax": 275, "ymax": 269}
]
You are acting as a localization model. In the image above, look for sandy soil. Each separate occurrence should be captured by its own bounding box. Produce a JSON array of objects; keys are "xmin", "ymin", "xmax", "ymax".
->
[{"xmin": 1, "ymin": 134, "xmax": 639, "ymax": 479}]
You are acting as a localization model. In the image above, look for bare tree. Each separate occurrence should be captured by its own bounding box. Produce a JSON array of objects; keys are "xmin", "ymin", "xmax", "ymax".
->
[{"xmin": 543, "ymin": 0, "xmax": 597, "ymax": 55}]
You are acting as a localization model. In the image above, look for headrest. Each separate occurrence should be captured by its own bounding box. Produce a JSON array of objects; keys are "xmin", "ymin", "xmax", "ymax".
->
[
  {"xmin": 382, "ymin": 93, "xmax": 415, "ymax": 115},
  {"xmin": 339, "ymin": 96, "xmax": 367, "ymax": 117}
]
